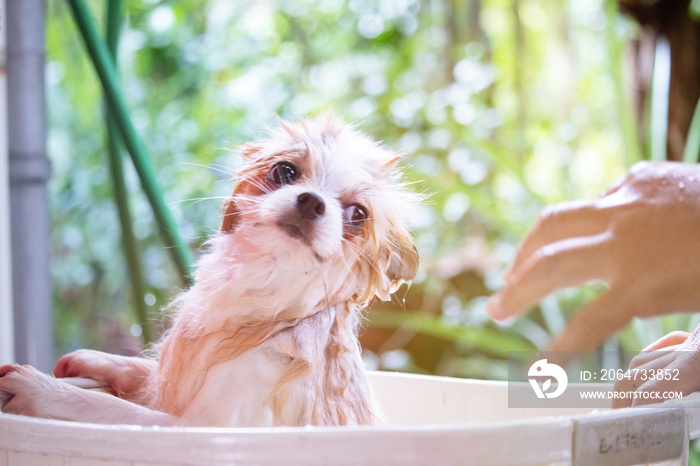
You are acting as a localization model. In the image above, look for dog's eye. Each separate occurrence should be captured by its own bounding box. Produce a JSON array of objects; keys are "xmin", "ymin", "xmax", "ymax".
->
[
  {"xmin": 345, "ymin": 204, "xmax": 368, "ymax": 230},
  {"xmin": 268, "ymin": 162, "xmax": 300, "ymax": 185}
]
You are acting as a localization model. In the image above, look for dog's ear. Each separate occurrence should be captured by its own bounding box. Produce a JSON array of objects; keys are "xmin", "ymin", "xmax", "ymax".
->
[
  {"xmin": 219, "ymin": 198, "xmax": 239, "ymax": 234},
  {"xmin": 375, "ymin": 230, "xmax": 419, "ymax": 301},
  {"xmin": 274, "ymin": 115, "xmax": 298, "ymax": 139}
]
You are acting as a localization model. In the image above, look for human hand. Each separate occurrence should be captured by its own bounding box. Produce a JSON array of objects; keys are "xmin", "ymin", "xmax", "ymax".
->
[
  {"xmin": 487, "ymin": 161, "xmax": 700, "ymax": 355},
  {"xmin": 613, "ymin": 328, "xmax": 700, "ymax": 408}
]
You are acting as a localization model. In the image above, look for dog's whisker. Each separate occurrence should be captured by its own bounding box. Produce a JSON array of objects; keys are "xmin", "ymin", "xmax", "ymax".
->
[
  {"xmin": 180, "ymin": 162, "xmax": 237, "ymax": 177},
  {"xmin": 169, "ymin": 196, "xmax": 230, "ymax": 207}
]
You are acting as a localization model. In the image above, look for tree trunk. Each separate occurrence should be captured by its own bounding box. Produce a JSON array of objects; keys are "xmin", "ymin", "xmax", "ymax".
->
[{"xmin": 621, "ymin": 0, "xmax": 700, "ymax": 161}]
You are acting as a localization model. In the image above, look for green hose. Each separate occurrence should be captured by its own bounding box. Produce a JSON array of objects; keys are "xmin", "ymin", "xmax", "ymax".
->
[{"xmin": 67, "ymin": 0, "xmax": 194, "ymax": 285}]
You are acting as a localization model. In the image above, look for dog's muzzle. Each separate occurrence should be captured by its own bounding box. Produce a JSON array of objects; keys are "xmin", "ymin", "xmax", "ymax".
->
[
  {"xmin": 276, "ymin": 191, "xmax": 325, "ymax": 245},
  {"xmin": 297, "ymin": 192, "xmax": 325, "ymax": 219}
]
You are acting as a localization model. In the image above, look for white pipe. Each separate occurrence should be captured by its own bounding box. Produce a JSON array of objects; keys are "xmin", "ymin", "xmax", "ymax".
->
[
  {"xmin": 7, "ymin": 0, "xmax": 52, "ymax": 370},
  {"xmin": 0, "ymin": 0, "xmax": 15, "ymax": 364}
]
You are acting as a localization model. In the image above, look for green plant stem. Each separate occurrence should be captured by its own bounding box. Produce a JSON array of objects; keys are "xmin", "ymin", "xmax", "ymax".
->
[
  {"xmin": 683, "ymin": 97, "xmax": 700, "ymax": 163},
  {"xmin": 105, "ymin": 0, "xmax": 153, "ymax": 343},
  {"xmin": 605, "ymin": 0, "xmax": 642, "ymax": 167},
  {"xmin": 67, "ymin": 0, "xmax": 194, "ymax": 284}
]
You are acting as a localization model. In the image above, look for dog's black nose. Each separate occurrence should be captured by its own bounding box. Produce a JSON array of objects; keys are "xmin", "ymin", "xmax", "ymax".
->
[{"xmin": 297, "ymin": 192, "xmax": 325, "ymax": 219}]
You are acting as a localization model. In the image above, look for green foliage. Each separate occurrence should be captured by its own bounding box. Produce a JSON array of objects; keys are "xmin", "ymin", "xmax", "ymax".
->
[
  {"xmin": 684, "ymin": 97, "xmax": 700, "ymax": 163},
  {"xmin": 47, "ymin": 0, "xmax": 658, "ymax": 375}
]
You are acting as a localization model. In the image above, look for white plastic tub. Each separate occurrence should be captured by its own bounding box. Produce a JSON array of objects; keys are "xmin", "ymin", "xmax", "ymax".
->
[{"xmin": 1, "ymin": 371, "xmax": 699, "ymax": 466}]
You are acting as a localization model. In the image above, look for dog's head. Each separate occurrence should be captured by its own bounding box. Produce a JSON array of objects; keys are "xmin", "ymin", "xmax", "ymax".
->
[{"xmin": 219, "ymin": 113, "xmax": 419, "ymax": 310}]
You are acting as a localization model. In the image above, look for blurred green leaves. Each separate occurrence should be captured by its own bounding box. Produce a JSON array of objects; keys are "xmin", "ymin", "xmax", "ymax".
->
[{"xmin": 47, "ymin": 0, "xmax": 646, "ymax": 375}]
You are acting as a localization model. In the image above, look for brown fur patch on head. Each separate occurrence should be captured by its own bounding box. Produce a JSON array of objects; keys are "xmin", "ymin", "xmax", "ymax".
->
[
  {"xmin": 219, "ymin": 143, "xmax": 289, "ymax": 234},
  {"xmin": 219, "ymin": 143, "xmax": 264, "ymax": 233},
  {"xmin": 219, "ymin": 199, "xmax": 240, "ymax": 234},
  {"xmin": 219, "ymin": 133, "xmax": 312, "ymax": 234}
]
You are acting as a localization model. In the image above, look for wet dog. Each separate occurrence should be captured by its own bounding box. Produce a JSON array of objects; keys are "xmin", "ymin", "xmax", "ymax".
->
[{"xmin": 0, "ymin": 114, "xmax": 419, "ymax": 427}]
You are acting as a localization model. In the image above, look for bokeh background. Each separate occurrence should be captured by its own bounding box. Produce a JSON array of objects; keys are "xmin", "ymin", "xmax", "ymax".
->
[{"xmin": 46, "ymin": 0, "xmax": 700, "ymax": 381}]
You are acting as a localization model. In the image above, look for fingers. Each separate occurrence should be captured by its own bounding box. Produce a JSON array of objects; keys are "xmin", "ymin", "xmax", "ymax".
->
[
  {"xmin": 609, "ymin": 332, "xmax": 692, "ymax": 405},
  {"xmin": 503, "ymin": 200, "xmax": 610, "ymax": 282},
  {"xmin": 545, "ymin": 291, "xmax": 630, "ymax": 354},
  {"xmin": 614, "ymin": 325, "xmax": 700, "ymax": 408},
  {"xmin": 488, "ymin": 233, "xmax": 612, "ymax": 320},
  {"xmin": 642, "ymin": 331, "xmax": 690, "ymax": 351},
  {"xmin": 614, "ymin": 351, "xmax": 700, "ymax": 409},
  {"xmin": 612, "ymin": 352, "xmax": 678, "ymax": 408}
]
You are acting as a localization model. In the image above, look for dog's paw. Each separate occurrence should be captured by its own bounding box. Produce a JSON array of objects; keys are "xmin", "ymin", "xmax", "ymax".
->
[
  {"xmin": 0, "ymin": 364, "xmax": 75, "ymax": 418},
  {"xmin": 55, "ymin": 349, "xmax": 115, "ymax": 380},
  {"xmin": 54, "ymin": 350, "xmax": 154, "ymax": 401}
]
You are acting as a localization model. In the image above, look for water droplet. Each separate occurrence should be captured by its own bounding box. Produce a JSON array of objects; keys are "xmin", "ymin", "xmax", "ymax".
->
[
  {"xmin": 690, "ymin": 176, "xmax": 696, "ymax": 182},
  {"xmin": 130, "ymin": 324, "xmax": 143, "ymax": 338},
  {"xmin": 661, "ymin": 179, "xmax": 670, "ymax": 186},
  {"xmin": 679, "ymin": 182, "xmax": 686, "ymax": 190}
]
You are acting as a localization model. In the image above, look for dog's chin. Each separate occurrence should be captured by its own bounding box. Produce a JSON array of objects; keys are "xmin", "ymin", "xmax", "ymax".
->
[
  {"xmin": 274, "ymin": 220, "xmax": 329, "ymax": 263},
  {"xmin": 232, "ymin": 219, "xmax": 364, "ymax": 313},
  {"xmin": 275, "ymin": 220, "xmax": 311, "ymax": 246}
]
